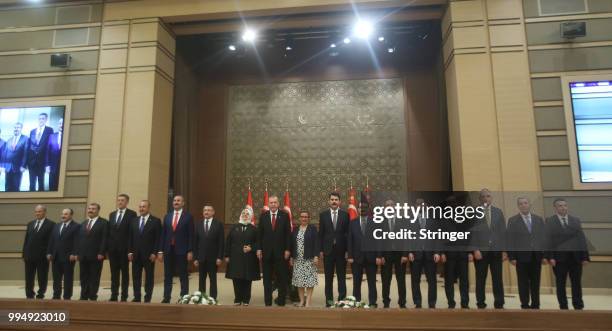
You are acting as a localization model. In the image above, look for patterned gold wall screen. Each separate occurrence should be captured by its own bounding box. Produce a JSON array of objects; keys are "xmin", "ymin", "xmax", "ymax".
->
[{"xmin": 225, "ymin": 78, "xmax": 408, "ymax": 222}]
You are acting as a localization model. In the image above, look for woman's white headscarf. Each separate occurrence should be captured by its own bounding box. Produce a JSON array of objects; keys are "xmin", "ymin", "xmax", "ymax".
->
[{"xmin": 238, "ymin": 206, "xmax": 253, "ymax": 225}]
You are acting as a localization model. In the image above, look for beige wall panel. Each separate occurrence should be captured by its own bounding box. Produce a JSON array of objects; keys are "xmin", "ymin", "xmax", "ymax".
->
[
  {"xmin": 128, "ymin": 46, "xmax": 156, "ymax": 68},
  {"xmin": 0, "ymin": 4, "xmax": 102, "ymax": 29},
  {"xmin": 453, "ymin": 54, "xmax": 502, "ymax": 190},
  {"xmin": 68, "ymin": 124, "xmax": 93, "ymax": 145},
  {"xmin": 540, "ymin": 166, "xmax": 572, "ymax": 191},
  {"xmin": 486, "ymin": 0, "xmax": 523, "ymax": 20},
  {"xmin": 445, "ymin": 59, "xmax": 466, "ymax": 190},
  {"xmin": 157, "ymin": 24, "xmax": 176, "ymax": 56},
  {"xmin": 584, "ymin": 229, "xmax": 612, "ymax": 255},
  {"xmin": 491, "ymin": 52, "xmax": 540, "ymax": 191},
  {"xmin": 582, "ymin": 262, "xmax": 612, "ymax": 288},
  {"xmin": 449, "ymin": 0, "xmax": 484, "ymax": 22},
  {"xmin": 529, "ymin": 46, "xmax": 612, "ymax": 73},
  {"xmin": 531, "ymin": 77, "xmax": 562, "ymax": 101},
  {"xmin": 64, "ymin": 176, "xmax": 89, "ymax": 198},
  {"xmin": 0, "ymin": 51, "xmax": 98, "ymax": 75},
  {"xmin": 0, "ymin": 75, "xmax": 96, "ymax": 99},
  {"xmin": 101, "ymin": 24, "xmax": 129, "ymax": 45},
  {"xmin": 99, "ymin": 48, "xmax": 128, "ymax": 69},
  {"xmin": 442, "ymin": 31, "xmax": 454, "ymax": 63},
  {"xmin": 130, "ymin": 22, "xmax": 159, "ymax": 43},
  {"xmin": 523, "ymin": 0, "xmax": 612, "ymax": 18},
  {"xmin": 71, "ymin": 99, "xmax": 95, "ymax": 120},
  {"xmin": 156, "ymin": 47, "xmax": 175, "ymax": 79},
  {"xmin": 88, "ymin": 73, "xmax": 126, "ymax": 215},
  {"xmin": 0, "ymin": 258, "xmax": 26, "ymax": 280},
  {"xmin": 66, "ymin": 149, "xmax": 91, "ymax": 171},
  {"xmin": 534, "ymin": 106, "xmax": 566, "ymax": 130},
  {"xmin": 452, "ymin": 26, "xmax": 487, "ymax": 49},
  {"xmin": 527, "ymin": 18, "xmax": 612, "ymax": 45},
  {"xmin": 0, "ymin": 30, "xmax": 54, "ymax": 52},
  {"xmin": 488, "ymin": 24, "xmax": 525, "ymax": 47},
  {"xmin": 537, "ymin": 136, "xmax": 569, "ymax": 160},
  {"xmin": 148, "ymin": 73, "xmax": 173, "ymax": 218},
  {"xmin": 118, "ymin": 71, "xmax": 154, "ymax": 205},
  {"xmin": 0, "ymin": 231, "xmax": 25, "ymax": 253},
  {"xmin": 55, "ymin": 5, "xmax": 99, "ymax": 25},
  {"xmin": 0, "ymin": 203, "xmax": 87, "ymax": 225},
  {"xmin": 543, "ymin": 196, "xmax": 612, "ymax": 223},
  {"xmin": 54, "ymin": 27, "xmax": 100, "ymax": 48}
]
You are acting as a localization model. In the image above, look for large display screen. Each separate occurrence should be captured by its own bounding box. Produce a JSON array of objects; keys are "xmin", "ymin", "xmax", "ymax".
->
[
  {"xmin": 569, "ymin": 80, "xmax": 612, "ymax": 183},
  {"xmin": 0, "ymin": 105, "xmax": 65, "ymax": 192}
]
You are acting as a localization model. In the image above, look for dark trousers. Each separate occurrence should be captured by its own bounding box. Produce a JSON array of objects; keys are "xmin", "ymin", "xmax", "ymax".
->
[
  {"xmin": 262, "ymin": 257, "xmax": 288, "ymax": 306},
  {"xmin": 410, "ymin": 258, "xmax": 437, "ymax": 308},
  {"xmin": 323, "ymin": 248, "xmax": 347, "ymax": 304},
  {"xmin": 108, "ymin": 249, "xmax": 129, "ymax": 300},
  {"xmin": 474, "ymin": 251, "xmax": 504, "ymax": 308},
  {"xmin": 5, "ymin": 171, "xmax": 23, "ymax": 192},
  {"xmin": 51, "ymin": 260, "xmax": 74, "ymax": 300},
  {"xmin": 28, "ymin": 165, "xmax": 45, "ymax": 191},
  {"xmin": 232, "ymin": 279, "xmax": 252, "ymax": 304},
  {"xmin": 132, "ymin": 256, "xmax": 155, "ymax": 302},
  {"xmin": 198, "ymin": 259, "xmax": 218, "ymax": 299},
  {"xmin": 553, "ymin": 260, "xmax": 583, "ymax": 310},
  {"xmin": 444, "ymin": 257, "xmax": 469, "ymax": 308},
  {"xmin": 352, "ymin": 260, "xmax": 378, "ymax": 305},
  {"xmin": 516, "ymin": 257, "xmax": 542, "ymax": 309},
  {"xmin": 24, "ymin": 258, "xmax": 49, "ymax": 298},
  {"xmin": 163, "ymin": 246, "xmax": 189, "ymax": 301},
  {"xmin": 49, "ymin": 168, "xmax": 59, "ymax": 191},
  {"xmin": 79, "ymin": 258, "xmax": 103, "ymax": 300},
  {"xmin": 381, "ymin": 252, "xmax": 406, "ymax": 307}
]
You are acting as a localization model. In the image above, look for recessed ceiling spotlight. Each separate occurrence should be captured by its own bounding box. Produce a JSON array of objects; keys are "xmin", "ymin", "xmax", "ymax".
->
[
  {"xmin": 343, "ymin": 37, "xmax": 351, "ymax": 44},
  {"xmin": 378, "ymin": 36, "xmax": 385, "ymax": 42},
  {"xmin": 228, "ymin": 44, "xmax": 237, "ymax": 51},
  {"xmin": 242, "ymin": 28, "xmax": 257, "ymax": 42},
  {"xmin": 353, "ymin": 20, "xmax": 374, "ymax": 39},
  {"xmin": 330, "ymin": 43, "xmax": 337, "ymax": 48}
]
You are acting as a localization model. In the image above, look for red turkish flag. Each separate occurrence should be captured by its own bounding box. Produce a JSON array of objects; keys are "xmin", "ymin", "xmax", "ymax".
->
[
  {"xmin": 246, "ymin": 188, "xmax": 256, "ymax": 225},
  {"xmin": 262, "ymin": 188, "xmax": 270, "ymax": 215},
  {"xmin": 283, "ymin": 190, "xmax": 294, "ymax": 231},
  {"xmin": 348, "ymin": 187, "xmax": 358, "ymax": 221}
]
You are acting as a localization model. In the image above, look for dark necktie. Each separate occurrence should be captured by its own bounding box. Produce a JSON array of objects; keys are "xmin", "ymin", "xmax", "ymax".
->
[
  {"xmin": 139, "ymin": 217, "xmax": 145, "ymax": 234},
  {"xmin": 205, "ymin": 220, "xmax": 209, "ymax": 233},
  {"xmin": 271, "ymin": 213, "xmax": 277, "ymax": 230},
  {"xmin": 525, "ymin": 216, "xmax": 532, "ymax": 233},
  {"xmin": 60, "ymin": 223, "xmax": 66, "ymax": 236},
  {"xmin": 389, "ymin": 218, "xmax": 394, "ymax": 232},
  {"xmin": 361, "ymin": 218, "xmax": 366, "ymax": 235},
  {"xmin": 34, "ymin": 221, "xmax": 41, "ymax": 232},
  {"xmin": 86, "ymin": 219, "xmax": 93, "ymax": 232},
  {"xmin": 116, "ymin": 210, "xmax": 123, "ymax": 227},
  {"xmin": 332, "ymin": 211, "xmax": 337, "ymax": 230}
]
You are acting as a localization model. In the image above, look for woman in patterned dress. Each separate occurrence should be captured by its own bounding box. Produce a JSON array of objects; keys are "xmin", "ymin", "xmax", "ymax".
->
[{"xmin": 290, "ymin": 210, "xmax": 319, "ymax": 307}]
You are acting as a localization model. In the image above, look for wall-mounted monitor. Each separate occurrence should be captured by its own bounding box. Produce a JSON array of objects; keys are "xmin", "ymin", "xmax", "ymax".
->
[
  {"xmin": 0, "ymin": 104, "xmax": 66, "ymax": 193},
  {"xmin": 563, "ymin": 75, "xmax": 612, "ymax": 189}
]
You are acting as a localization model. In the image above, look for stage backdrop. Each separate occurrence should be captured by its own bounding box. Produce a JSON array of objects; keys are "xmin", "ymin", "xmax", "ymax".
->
[{"xmin": 225, "ymin": 78, "xmax": 408, "ymax": 221}]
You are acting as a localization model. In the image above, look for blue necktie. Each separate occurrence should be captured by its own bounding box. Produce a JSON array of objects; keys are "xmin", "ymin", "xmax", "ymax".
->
[{"xmin": 139, "ymin": 217, "xmax": 145, "ymax": 234}]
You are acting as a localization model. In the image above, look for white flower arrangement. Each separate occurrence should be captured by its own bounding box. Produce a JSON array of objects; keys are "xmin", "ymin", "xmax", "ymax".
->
[
  {"xmin": 331, "ymin": 296, "xmax": 370, "ymax": 309},
  {"xmin": 177, "ymin": 291, "xmax": 218, "ymax": 305}
]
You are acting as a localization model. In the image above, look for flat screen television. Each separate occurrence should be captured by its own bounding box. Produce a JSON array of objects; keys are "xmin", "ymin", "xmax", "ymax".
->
[{"xmin": 0, "ymin": 105, "xmax": 66, "ymax": 192}]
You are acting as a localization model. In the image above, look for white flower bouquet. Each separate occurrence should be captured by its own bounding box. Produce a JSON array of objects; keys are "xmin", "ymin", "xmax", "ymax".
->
[
  {"xmin": 177, "ymin": 291, "xmax": 218, "ymax": 305},
  {"xmin": 331, "ymin": 296, "xmax": 370, "ymax": 309}
]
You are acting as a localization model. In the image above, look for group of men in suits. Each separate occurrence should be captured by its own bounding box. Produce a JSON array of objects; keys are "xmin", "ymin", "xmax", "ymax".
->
[
  {"xmin": 22, "ymin": 190, "xmax": 590, "ymax": 310},
  {"xmin": 0, "ymin": 113, "xmax": 63, "ymax": 192}
]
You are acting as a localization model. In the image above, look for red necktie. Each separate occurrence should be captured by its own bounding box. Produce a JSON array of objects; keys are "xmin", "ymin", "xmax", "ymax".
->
[
  {"xmin": 271, "ymin": 213, "xmax": 277, "ymax": 230},
  {"xmin": 171, "ymin": 212, "xmax": 179, "ymax": 245}
]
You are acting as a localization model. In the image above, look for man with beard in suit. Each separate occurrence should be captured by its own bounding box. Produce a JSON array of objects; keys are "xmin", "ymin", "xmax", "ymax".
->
[
  {"xmin": 23, "ymin": 205, "xmax": 55, "ymax": 299},
  {"xmin": 108, "ymin": 194, "xmax": 137, "ymax": 302},
  {"xmin": 45, "ymin": 118, "xmax": 63, "ymax": 191},
  {"xmin": 1, "ymin": 123, "xmax": 28, "ymax": 192},
  {"xmin": 318, "ymin": 192, "xmax": 350, "ymax": 306},
  {"xmin": 47, "ymin": 208, "xmax": 80, "ymax": 300},
  {"xmin": 193, "ymin": 204, "xmax": 224, "ymax": 299},
  {"xmin": 75, "ymin": 203, "xmax": 108, "ymax": 301},
  {"xmin": 128, "ymin": 200, "xmax": 161, "ymax": 303},
  {"xmin": 257, "ymin": 195, "xmax": 291, "ymax": 306},
  {"xmin": 27, "ymin": 113, "xmax": 54, "ymax": 191},
  {"xmin": 507, "ymin": 197, "xmax": 546, "ymax": 309}
]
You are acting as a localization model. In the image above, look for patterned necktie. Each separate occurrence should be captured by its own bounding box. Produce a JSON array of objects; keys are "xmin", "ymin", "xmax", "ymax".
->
[
  {"xmin": 332, "ymin": 211, "xmax": 337, "ymax": 230},
  {"xmin": 86, "ymin": 219, "xmax": 93, "ymax": 232},
  {"xmin": 525, "ymin": 216, "xmax": 532, "ymax": 233},
  {"xmin": 116, "ymin": 210, "xmax": 123, "ymax": 227},
  {"xmin": 271, "ymin": 213, "xmax": 277, "ymax": 230},
  {"xmin": 172, "ymin": 211, "xmax": 179, "ymax": 231},
  {"xmin": 35, "ymin": 221, "xmax": 41, "ymax": 232}
]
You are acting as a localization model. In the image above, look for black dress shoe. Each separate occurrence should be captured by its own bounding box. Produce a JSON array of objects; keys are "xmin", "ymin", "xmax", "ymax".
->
[
  {"xmin": 120, "ymin": 297, "xmax": 128, "ymax": 302},
  {"xmin": 399, "ymin": 304, "xmax": 406, "ymax": 309},
  {"xmin": 36, "ymin": 295, "xmax": 45, "ymax": 299},
  {"xmin": 383, "ymin": 304, "xmax": 390, "ymax": 308},
  {"xmin": 461, "ymin": 305, "xmax": 469, "ymax": 309},
  {"xmin": 477, "ymin": 304, "xmax": 487, "ymax": 309},
  {"xmin": 161, "ymin": 298, "xmax": 170, "ymax": 304},
  {"xmin": 132, "ymin": 298, "xmax": 141, "ymax": 302},
  {"xmin": 369, "ymin": 303, "xmax": 378, "ymax": 308},
  {"xmin": 109, "ymin": 297, "xmax": 118, "ymax": 302},
  {"xmin": 415, "ymin": 305, "xmax": 422, "ymax": 309}
]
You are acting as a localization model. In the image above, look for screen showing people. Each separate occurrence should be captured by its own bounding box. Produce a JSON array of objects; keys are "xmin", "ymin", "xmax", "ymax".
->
[
  {"xmin": 569, "ymin": 80, "xmax": 612, "ymax": 183},
  {"xmin": 0, "ymin": 105, "xmax": 65, "ymax": 192}
]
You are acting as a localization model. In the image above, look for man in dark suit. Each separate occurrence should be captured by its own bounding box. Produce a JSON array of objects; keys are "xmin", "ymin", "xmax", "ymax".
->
[
  {"xmin": 408, "ymin": 198, "xmax": 441, "ymax": 309},
  {"xmin": 45, "ymin": 118, "xmax": 63, "ymax": 191},
  {"xmin": 1, "ymin": 123, "xmax": 28, "ymax": 192},
  {"xmin": 318, "ymin": 192, "xmax": 350, "ymax": 306},
  {"xmin": 47, "ymin": 208, "xmax": 80, "ymax": 300},
  {"xmin": 193, "ymin": 204, "xmax": 224, "ymax": 299},
  {"xmin": 507, "ymin": 197, "xmax": 546, "ymax": 309},
  {"xmin": 107, "ymin": 193, "xmax": 137, "ymax": 302},
  {"xmin": 348, "ymin": 202, "xmax": 382, "ymax": 307},
  {"xmin": 75, "ymin": 203, "xmax": 108, "ymax": 301},
  {"xmin": 471, "ymin": 188, "xmax": 506, "ymax": 309},
  {"xmin": 546, "ymin": 198, "xmax": 590, "ymax": 310},
  {"xmin": 380, "ymin": 199, "xmax": 409, "ymax": 308},
  {"xmin": 27, "ymin": 113, "xmax": 54, "ymax": 191},
  {"xmin": 22, "ymin": 205, "xmax": 55, "ymax": 299},
  {"xmin": 159, "ymin": 195, "xmax": 194, "ymax": 303},
  {"xmin": 128, "ymin": 200, "xmax": 161, "ymax": 303},
  {"xmin": 257, "ymin": 195, "xmax": 291, "ymax": 306}
]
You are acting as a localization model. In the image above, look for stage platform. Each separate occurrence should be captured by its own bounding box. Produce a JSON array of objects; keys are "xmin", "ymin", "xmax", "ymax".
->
[{"xmin": 1, "ymin": 298, "xmax": 611, "ymax": 331}]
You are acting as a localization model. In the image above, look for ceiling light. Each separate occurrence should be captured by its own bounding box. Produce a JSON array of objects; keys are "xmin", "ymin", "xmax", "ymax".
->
[
  {"xmin": 353, "ymin": 20, "xmax": 374, "ymax": 39},
  {"xmin": 242, "ymin": 29, "xmax": 256, "ymax": 43}
]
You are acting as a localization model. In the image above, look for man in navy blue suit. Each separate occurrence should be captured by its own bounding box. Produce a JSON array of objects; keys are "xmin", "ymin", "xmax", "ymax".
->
[
  {"xmin": 1, "ymin": 123, "xmax": 28, "ymax": 192},
  {"xmin": 27, "ymin": 113, "xmax": 53, "ymax": 191},
  {"xmin": 158, "ymin": 195, "xmax": 194, "ymax": 303},
  {"xmin": 45, "ymin": 118, "xmax": 63, "ymax": 191},
  {"xmin": 47, "ymin": 208, "xmax": 80, "ymax": 300}
]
